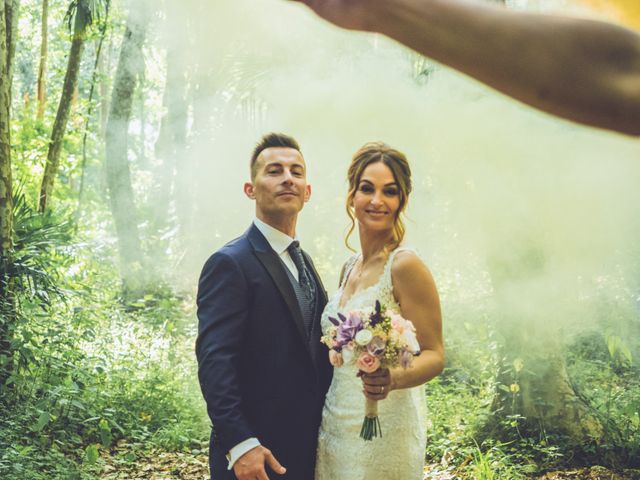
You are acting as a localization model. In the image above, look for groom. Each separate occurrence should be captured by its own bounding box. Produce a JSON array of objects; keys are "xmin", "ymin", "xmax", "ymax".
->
[{"xmin": 196, "ymin": 133, "xmax": 332, "ymax": 480}]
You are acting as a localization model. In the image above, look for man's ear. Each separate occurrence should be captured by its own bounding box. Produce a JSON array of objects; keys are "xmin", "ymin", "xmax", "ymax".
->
[
  {"xmin": 304, "ymin": 184, "xmax": 311, "ymax": 203},
  {"xmin": 244, "ymin": 182, "xmax": 256, "ymax": 199}
]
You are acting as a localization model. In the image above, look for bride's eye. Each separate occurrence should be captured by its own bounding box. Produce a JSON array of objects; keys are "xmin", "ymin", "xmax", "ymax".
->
[
  {"xmin": 384, "ymin": 187, "xmax": 399, "ymax": 196},
  {"xmin": 359, "ymin": 184, "xmax": 374, "ymax": 193}
]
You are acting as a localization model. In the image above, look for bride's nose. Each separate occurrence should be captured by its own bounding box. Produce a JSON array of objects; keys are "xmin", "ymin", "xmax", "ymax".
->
[{"xmin": 370, "ymin": 192, "xmax": 384, "ymax": 207}]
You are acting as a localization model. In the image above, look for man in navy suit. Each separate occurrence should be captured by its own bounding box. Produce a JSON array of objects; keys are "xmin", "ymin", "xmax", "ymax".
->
[{"xmin": 196, "ymin": 133, "xmax": 332, "ymax": 480}]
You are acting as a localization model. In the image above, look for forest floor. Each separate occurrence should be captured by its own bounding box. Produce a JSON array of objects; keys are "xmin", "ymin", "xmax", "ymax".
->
[{"xmin": 98, "ymin": 448, "xmax": 640, "ymax": 480}]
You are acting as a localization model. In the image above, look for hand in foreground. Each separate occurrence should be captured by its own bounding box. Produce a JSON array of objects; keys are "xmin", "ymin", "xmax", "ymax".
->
[
  {"xmin": 234, "ymin": 445, "xmax": 286, "ymax": 480},
  {"xmin": 360, "ymin": 367, "xmax": 394, "ymax": 400},
  {"xmin": 288, "ymin": 0, "xmax": 372, "ymax": 31}
]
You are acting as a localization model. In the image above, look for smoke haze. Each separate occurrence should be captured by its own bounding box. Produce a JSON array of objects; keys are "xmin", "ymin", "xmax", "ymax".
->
[{"xmin": 152, "ymin": 0, "xmax": 640, "ymax": 343}]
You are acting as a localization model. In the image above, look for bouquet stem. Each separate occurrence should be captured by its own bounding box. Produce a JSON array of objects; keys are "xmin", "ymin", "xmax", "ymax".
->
[{"xmin": 360, "ymin": 397, "xmax": 382, "ymax": 441}]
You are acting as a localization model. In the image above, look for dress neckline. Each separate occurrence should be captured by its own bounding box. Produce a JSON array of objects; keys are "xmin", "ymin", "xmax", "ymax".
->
[{"xmin": 337, "ymin": 247, "xmax": 406, "ymax": 310}]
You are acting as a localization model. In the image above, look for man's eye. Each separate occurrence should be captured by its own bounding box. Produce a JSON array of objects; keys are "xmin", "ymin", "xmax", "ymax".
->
[
  {"xmin": 292, "ymin": 171, "xmax": 303, "ymax": 177},
  {"xmin": 267, "ymin": 169, "xmax": 280, "ymax": 174}
]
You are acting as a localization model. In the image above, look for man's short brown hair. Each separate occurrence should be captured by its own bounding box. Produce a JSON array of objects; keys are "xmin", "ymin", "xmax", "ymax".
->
[{"xmin": 250, "ymin": 133, "xmax": 302, "ymax": 180}]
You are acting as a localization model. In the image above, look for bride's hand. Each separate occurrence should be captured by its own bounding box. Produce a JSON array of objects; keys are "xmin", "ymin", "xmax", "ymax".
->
[{"xmin": 360, "ymin": 368, "xmax": 395, "ymax": 400}]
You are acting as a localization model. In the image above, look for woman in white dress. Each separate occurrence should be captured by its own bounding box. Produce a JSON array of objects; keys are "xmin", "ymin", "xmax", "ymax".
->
[{"xmin": 315, "ymin": 142, "xmax": 445, "ymax": 480}]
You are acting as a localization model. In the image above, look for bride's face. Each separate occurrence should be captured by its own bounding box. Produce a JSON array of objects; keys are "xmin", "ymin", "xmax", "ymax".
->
[{"xmin": 352, "ymin": 161, "xmax": 400, "ymax": 233}]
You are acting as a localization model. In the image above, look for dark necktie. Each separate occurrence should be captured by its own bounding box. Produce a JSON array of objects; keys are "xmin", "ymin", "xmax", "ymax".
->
[{"xmin": 287, "ymin": 240, "xmax": 315, "ymax": 302}]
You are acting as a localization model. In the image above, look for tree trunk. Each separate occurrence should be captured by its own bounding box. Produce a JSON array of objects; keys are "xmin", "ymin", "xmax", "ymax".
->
[
  {"xmin": 0, "ymin": 0, "xmax": 18, "ymax": 388},
  {"xmin": 492, "ymin": 349, "xmax": 604, "ymax": 441},
  {"xmin": 99, "ymin": 36, "xmax": 112, "ymax": 138},
  {"xmin": 485, "ymin": 246, "xmax": 604, "ymax": 446},
  {"xmin": 76, "ymin": 1, "xmax": 110, "ymax": 228},
  {"xmin": 105, "ymin": 5, "xmax": 150, "ymax": 298},
  {"xmin": 39, "ymin": 13, "xmax": 86, "ymax": 212},
  {"xmin": 36, "ymin": 0, "xmax": 48, "ymax": 122},
  {"xmin": 5, "ymin": 0, "xmax": 18, "ymax": 87},
  {"xmin": 0, "ymin": 0, "xmax": 11, "ymax": 258},
  {"xmin": 152, "ymin": 40, "xmax": 188, "ymax": 234}
]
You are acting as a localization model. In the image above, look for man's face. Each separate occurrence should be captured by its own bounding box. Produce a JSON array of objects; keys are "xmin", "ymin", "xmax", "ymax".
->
[{"xmin": 244, "ymin": 147, "xmax": 311, "ymax": 222}]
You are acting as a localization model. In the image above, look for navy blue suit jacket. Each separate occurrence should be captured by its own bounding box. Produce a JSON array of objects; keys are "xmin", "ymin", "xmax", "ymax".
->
[{"xmin": 196, "ymin": 224, "xmax": 332, "ymax": 480}]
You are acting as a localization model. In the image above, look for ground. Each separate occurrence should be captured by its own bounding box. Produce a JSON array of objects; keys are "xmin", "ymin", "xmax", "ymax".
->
[{"xmin": 99, "ymin": 449, "xmax": 640, "ymax": 480}]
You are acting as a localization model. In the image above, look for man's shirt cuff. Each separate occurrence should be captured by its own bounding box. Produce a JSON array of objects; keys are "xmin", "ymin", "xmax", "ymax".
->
[{"xmin": 227, "ymin": 437, "xmax": 261, "ymax": 470}]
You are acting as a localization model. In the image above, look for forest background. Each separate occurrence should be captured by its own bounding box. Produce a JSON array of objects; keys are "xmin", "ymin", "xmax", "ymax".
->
[{"xmin": 0, "ymin": 0, "xmax": 639, "ymax": 479}]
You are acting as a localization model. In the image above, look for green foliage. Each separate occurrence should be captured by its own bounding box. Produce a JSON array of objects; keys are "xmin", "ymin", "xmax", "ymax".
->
[
  {"xmin": 1, "ymin": 216, "xmax": 208, "ymax": 478},
  {"xmin": 566, "ymin": 332, "xmax": 640, "ymax": 466}
]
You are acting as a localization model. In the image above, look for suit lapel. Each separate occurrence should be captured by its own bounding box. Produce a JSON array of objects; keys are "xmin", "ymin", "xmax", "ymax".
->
[{"xmin": 248, "ymin": 225, "xmax": 313, "ymax": 358}]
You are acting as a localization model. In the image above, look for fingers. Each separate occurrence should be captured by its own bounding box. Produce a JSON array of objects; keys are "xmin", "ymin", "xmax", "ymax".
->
[
  {"xmin": 265, "ymin": 449, "xmax": 287, "ymax": 476},
  {"xmin": 362, "ymin": 382, "xmax": 389, "ymax": 400},
  {"xmin": 360, "ymin": 368, "xmax": 391, "ymax": 399},
  {"xmin": 256, "ymin": 470, "xmax": 270, "ymax": 480},
  {"xmin": 234, "ymin": 446, "xmax": 286, "ymax": 480}
]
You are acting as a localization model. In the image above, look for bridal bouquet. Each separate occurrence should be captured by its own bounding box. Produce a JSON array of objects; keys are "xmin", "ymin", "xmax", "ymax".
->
[{"xmin": 321, "ymin": 300, "xmax": 420, "ymax": 440}]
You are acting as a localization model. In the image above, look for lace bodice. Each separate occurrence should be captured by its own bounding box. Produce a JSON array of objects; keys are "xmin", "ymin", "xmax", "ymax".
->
[{"xmin": 315, "ymin": 247, "xmax": 427, "ymax": 480}]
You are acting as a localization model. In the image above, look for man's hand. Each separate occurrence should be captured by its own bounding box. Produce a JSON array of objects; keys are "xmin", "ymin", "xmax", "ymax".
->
[
  {"xmin": 289, "ymin": 0, "xmax": 374, "ymax": 32},
  {"xmin": 361, "ymin": 368, "xmax": 394, "ymax": 400},
  {"xmin": 233, "ymin": 445, "xmax": 286, "ymax": 480}
]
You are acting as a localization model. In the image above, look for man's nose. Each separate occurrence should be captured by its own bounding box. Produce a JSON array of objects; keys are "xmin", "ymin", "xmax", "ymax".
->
[{"xmin": 281, "ymin": 169, "xmax": 294, "ymax": 184}]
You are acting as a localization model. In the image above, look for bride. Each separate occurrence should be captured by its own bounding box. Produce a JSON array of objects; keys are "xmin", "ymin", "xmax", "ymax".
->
[{"xmin": 315, "ymin": 142, "xmax": 445, "ymax": 480}]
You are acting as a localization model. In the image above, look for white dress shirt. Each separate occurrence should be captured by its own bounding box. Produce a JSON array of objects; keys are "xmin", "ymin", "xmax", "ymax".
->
[
  {"xmin": 226, "ymin": 218, "xmax": 301, "ymax": 469},
  {"xmin": 253, "ymin": 217, "xmax": 300, "ymax": 281}
]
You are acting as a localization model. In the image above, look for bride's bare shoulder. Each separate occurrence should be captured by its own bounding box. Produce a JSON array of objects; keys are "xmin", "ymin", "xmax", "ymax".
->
[{"xmin": 391, "ymin": 249, "xmax": 435, "ymax": 289}]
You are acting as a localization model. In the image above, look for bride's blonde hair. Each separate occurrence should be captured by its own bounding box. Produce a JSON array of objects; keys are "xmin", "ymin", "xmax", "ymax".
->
[{"xmin": 345, "ymin": 142, "xmax": 413, "ymax": 252}]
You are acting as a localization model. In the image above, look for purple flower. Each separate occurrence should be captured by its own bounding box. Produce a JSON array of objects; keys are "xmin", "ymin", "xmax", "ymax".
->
[
  {"xmin": 369, "ymin": 300, "xmax": 383, "ymax": 327},
  {"xmin": 367, "ymin": 336, "xmax": 386, "ymax": 358},
  {"xmin": 335, "ymin": 311, "xmax": 363, "ymax": 347}
]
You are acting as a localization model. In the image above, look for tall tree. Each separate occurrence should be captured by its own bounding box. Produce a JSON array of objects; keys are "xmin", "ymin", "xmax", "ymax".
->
[
  {"xmin": 99, "ymin": 34, "xmax": 112, "ymax": 137},
  {"xmin": 39, "ymin": 0, "xmax": 102, "ymax": 212},
  {"xmin": 152, "ymin": 3, "xmax": 189, "ymax": 235},
  {"xmin": 0, "ymin": 1, "xmax": 12, "ymax": 261},
  {"xmin": 36, "ymin": 0, "xmax": 48, "ymax": 122},
  {"xmin": 76, "ymin": 0, "xmax": 110, "ymax": 227},
  {"xmin": 105, "ymin": 2, "xmax": 150, "ymax": 297},
  {"xmin": 0, "ymin": 0, "xmax": 19, "ymax": 386}
]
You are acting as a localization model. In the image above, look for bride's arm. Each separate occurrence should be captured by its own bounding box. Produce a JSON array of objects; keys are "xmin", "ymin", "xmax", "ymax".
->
[
  {"xmin": 362, "ymin": 250, "xmax": 444, "ymax": 398},
  {"xmin": 389, "ymin": 251, "xmax": 444, "ymax": 391}
]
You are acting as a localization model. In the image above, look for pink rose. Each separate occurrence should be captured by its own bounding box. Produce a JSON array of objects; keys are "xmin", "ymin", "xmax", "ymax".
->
[
  {"xmin": 391, "ymin": 314, "xmax": 407, "ymax": 333},
  {"xmin": 357, "ymin": 352, "xmax": 381, "ymax": 373},
  {"xmin": 329, "ymin": 350, "xmax": 344, "ymax": 367}
]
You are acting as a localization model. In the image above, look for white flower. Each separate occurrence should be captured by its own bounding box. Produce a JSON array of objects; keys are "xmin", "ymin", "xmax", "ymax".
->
[
  {"xmin": 400, "ymin": 330, "xmax": 421, "ymax": 354},
  {"xmin": 342, "ymin": 348, "xmax": 354, "ymax": 364},
  {"xmin": 355, "ymin": 329, "xmax": 373, "ymax": 346}
]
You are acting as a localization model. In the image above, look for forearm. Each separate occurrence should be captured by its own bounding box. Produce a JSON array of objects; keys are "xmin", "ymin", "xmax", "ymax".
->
[
  {"xmin": 370, "ymin": 0, "xmax": 640, "ymax": 135},
  {"xmin": 197, "ymin": 344, "xmax": 254, "ymax": 448},
  {"xmin": 391, "ymin": 348, "xmax": 444, "ymax": 391},
  {"xmin": 196, "ymin": 253, "xmax": 255, "ymax": 451}
]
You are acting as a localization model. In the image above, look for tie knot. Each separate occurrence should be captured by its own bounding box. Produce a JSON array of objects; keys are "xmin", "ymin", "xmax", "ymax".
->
[{"xmin": 288, "ymin": 240, "xmax": 301, "ymax": 253}]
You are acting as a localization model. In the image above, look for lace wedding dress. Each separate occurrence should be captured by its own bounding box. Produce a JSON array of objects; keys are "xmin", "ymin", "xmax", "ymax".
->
[{"xmin": 315, "ymin": 248, "xmax": 427, "ymax": 480}]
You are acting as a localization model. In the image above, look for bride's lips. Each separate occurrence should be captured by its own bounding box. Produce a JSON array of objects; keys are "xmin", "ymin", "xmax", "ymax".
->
[{"xmin": 365, "ymin": 210, "xmax": 388, "ymax": 216}]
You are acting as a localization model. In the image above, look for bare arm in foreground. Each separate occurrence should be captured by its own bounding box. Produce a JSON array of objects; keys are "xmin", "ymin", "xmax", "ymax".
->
[{"xmin": 292, "ymin": 0, "xmax": 640, "ymax": 136}]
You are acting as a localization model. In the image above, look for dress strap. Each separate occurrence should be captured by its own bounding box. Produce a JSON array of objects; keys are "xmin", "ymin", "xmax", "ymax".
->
[
  {"xmin": 382, "ymin": 247, "xmax": 415, "ymax": 276},
  {"xmin": 379, "ymin": 247, "xmax": 417, "ymax": 295},
  {"xmin": 340, "ymin": 254, "xmax": 361, "ymax": 289}
]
